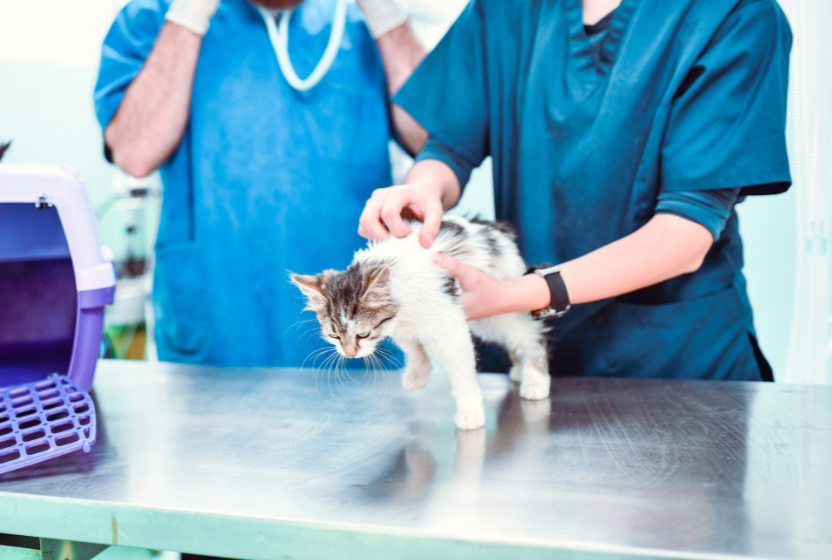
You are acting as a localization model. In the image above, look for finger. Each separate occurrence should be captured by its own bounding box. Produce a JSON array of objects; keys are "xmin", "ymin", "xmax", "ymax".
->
[
  {"xmin": 419, "ymin": 197, "xmax": 444, "ymax": 248},
  {"xmin": 401, "ymin": 207, "xmax": 418, "ymax": 222},
  {"xmin": 433, "ymin": 253, "xmax": 466, "ymax": 280},
  {"xmin": 380, "ymin": 195, "xmax": 413, "ymax": 238},
  {"xmin": 358, "ymin": 193, "xmax": 391, "ymax": 240}
]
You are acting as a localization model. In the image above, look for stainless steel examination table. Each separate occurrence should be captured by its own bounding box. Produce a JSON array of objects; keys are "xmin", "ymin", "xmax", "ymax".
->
[{"xmin": 1, "ymin": 360, "xmax": 830, "ymax": 560}]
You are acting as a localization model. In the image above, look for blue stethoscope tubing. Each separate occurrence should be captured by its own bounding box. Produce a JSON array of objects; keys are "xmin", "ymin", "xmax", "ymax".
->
[{"xmin": 257, "ymin": 0, "xmax": 348, "ymax": 92}]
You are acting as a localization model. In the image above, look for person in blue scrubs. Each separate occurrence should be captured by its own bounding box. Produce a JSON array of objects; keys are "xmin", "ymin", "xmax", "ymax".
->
[
  {"xmin": 358, "ymin": 0, "xmax": 792, "ymax": 381},
  {"xmin": 95, "ymin": 0, "xmax": 426, "ymax": 366}
]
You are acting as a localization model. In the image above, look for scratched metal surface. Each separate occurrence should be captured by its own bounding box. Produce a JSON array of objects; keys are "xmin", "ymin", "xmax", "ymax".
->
[{"xmin": 0, "ymin": 360, "xmax": 831, "ymax": 559}]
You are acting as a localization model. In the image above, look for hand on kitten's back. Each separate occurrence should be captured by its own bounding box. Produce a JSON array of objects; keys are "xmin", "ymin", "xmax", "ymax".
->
[
  {"xmin": 433, "ymin": 253, "xmax": 513, "ymax": 321},
  {"xmin": 358, "ymin": 182, "xmax": 445, "ymax": 248},
  {"xmin": 291, "ymin": 216, "xmax": 551, "ymax": 430}
]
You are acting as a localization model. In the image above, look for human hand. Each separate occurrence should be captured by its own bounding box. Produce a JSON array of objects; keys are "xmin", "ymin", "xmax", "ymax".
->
[
  {"xmin": 358, "ymin": 182, "xmax": 444, "ymax": 248},
  {"xmin": 433, "ymin": 253, "xmax": 514, "ymax": 320},
  {"xmin": 165, "ymin": 0, "xmax": 221, "ymax": 36},
  {"xmin": 354, "ymin": 0, "xmax": 407, "ymax": 39},
  {"xmin": 434, "ymin": 253, "xmax": 553, "ymax": 320}
]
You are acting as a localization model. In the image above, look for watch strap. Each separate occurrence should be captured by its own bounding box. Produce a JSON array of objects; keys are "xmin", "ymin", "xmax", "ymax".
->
[{"xmin": 525, "ymin": 262, "xmax": 571, "ymax": 319}]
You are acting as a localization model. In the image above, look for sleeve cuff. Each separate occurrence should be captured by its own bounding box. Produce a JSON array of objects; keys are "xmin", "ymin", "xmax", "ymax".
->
[
  {"xmin": 661, "ymin": 169, "xmax": 792, "ymax": 196},
  {"xmin": 655, "ymin": 188, "xmax": 741, "ymax": 241},
  {"xmin": 654, "ymin": 208, "xmax": 721, "ymax": 240}
]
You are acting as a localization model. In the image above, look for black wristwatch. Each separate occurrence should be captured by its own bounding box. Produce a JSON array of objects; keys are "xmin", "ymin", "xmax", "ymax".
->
[{"xmin": 525, "ymin": 262, "xmax": 571, "ymax": 320}]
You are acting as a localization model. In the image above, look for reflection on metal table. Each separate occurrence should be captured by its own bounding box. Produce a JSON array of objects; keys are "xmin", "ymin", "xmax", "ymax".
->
[{"xmin": 1, "ymin": 360, "xmax": 831, "ymax": 560}]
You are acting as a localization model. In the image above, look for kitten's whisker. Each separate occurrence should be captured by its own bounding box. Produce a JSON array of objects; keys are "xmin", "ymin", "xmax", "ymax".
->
[
  {"xmin": 305, "ymin": 348, "xmax": 334, "ymax": 373},
  {"xmin": 367, "ymin": 353, "xmax": 391, "ymax": 397},
  {"xmin": 321, "ymin": 352, "xmax": 338, "ymax": 400},
  {"xmin": 308, "ymin": 347, "xmax": 331, "ymax": 359},
  {"xmin": 374, "ymin": 348, "xmax": 403, "ymax": 369},
  {"xmin": 332, "ymin": 356, "xmax": 346, "ymax": 399},
  {"xmin": 372, "ymin": 355, "xmax": 385, "ymax": 394},
  {"xmin": 327, "ymin": 353, "xmax": 341, "ymax": 396},
  {"xmin": 336, "ymin": 357, "xmax": 351, "ymax": 401},
  {"xmin": 300, "ymin": 327, "xmax": 323, "ymax": 342},
  {"xmin": 283, "ymin": 318, "xmax": 316, "ymax": 336},
  {"xmin": 343, "ymin": 361, "xmax": 360, "ymax": 385},
  {"xmin": 302, "ymin": 347, "xmax": 331, "ymax": 368},
  {"xmin": 310, "ymin": 351, "xmax": 332, "ymax": 399},
  {"xmin": 307, "ymin": 348, "xmax": 329, "ymax": 360},
  {"xmin": 317, "ymin": 349, "xmax": 340, "ymax": 399},
  {"xmin": 364, "ymin": 355, "xmax": 377, "ymax": 392}
]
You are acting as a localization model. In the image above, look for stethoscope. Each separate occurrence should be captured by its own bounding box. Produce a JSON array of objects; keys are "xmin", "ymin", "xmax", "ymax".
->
[{"xmin": 256, "ymin": 0, "xmax": 348, "ymax": 92}]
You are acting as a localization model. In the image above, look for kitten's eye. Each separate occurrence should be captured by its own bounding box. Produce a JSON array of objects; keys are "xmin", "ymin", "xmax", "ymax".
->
[
  {"xmin": 328, "ymin": 334, "xmax": 340, "ymax": 339},
  {"xmin": 356, "ymin": 332, "xmax": 370, "ymax": 339}
]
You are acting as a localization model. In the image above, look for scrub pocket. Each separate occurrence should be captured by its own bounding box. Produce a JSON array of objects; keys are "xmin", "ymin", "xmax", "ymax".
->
[
  {"xmin": 556, "ymin": 287, "xmax": 762, "ymax": 381},
  {"xmin": 153, "ymin": 243, "xmax": 210, "ymax": 360}
]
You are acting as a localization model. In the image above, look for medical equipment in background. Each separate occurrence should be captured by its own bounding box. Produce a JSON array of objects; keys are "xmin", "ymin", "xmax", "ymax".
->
[
  {"xmin": 0, "ymin": 139, "xmax": 10, "ymax": 162},
  {"xmin": 96, "ymin": 171, "xmax": 161, "ymax": 361},
  {"xmin": 778, "ymin": 0, "xmax": 832, "ymax": 385},
  {"xmin": 257, "ymin": 0, "xmax": 348, "ymax": 91},
  {"xmin": 0, "ymin": 164, "xmax": 114, "ymax": 474}
]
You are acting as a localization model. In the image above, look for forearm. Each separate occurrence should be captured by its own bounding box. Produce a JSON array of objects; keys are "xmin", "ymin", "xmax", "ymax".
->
[
  {"xmin": 500, "ymin": 214, "xmax": 714, "ymax": 314},
  {"xmin": 376, "ymin": 22, "xmax": 424, "ymax": 94},
  {"xmin": 104, "ymin": 22, "xmax": 202, "ymax": 177},
  {"xmin": 405, "ymin": 158, "xmax": 461, "ymax": 210},
  {"xmin": 375, "ymin": 23, "xmax": 427, "ymax": 155}
]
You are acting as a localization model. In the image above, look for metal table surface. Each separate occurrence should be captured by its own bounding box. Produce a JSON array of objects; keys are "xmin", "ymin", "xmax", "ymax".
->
[{"xmin": 0, "ymin": 360, "xmax": 830, "ymax": 560}]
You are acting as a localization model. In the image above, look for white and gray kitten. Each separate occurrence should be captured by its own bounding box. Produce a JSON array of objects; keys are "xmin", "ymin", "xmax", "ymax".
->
[{"xmin": 290, "ymin": 216, "xmax": 550, "ymax": 430}]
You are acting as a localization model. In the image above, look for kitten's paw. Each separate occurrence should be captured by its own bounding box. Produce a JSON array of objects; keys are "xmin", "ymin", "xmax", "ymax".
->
[
  {"xmin": 520, "ymin": 373, "xmax": 551, "ymax": 400},
  {"xmin": 454, "ymin": 409, "xmax": 486, "ymax": 430},
  {"xmin": 402, "ymin": 367, "xmax": 430, "ymax": 390},
  {"xmin": 509, "ymin": 365, "xmax": 522, "ymax": 383}
]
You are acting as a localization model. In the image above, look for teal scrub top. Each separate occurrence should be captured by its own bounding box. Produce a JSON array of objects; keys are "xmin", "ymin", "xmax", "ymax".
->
[
  {"xmin": 95, "ymin": 0, "xmax": 392, "ymax": 366},
  {"xmin": 394, "ymin": 0, "xmax": 792, "ymax": 380}
]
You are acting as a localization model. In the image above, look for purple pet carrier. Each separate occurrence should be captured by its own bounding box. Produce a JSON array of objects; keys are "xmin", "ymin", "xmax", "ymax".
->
[{"xmin": 0, "ymin": 164, "xmax": 115, "ymax": 475}]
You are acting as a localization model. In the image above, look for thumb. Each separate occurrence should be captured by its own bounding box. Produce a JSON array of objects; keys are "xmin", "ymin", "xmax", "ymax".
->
[{"xmin": 433, "ymin": 253, "xmax": 465, "ymax": 279}]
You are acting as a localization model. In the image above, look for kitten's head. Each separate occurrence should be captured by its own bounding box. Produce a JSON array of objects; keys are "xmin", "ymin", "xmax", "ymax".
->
[{"xmin": 290, "ymin": 263, "xmax": 398, "ymax": 359}]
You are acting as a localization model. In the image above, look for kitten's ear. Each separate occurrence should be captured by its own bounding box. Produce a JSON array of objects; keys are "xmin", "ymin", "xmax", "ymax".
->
[
  {"xmin": 363, "ymin": 266, "xmax": 391, "ymax": 307},
  {"xmin": 290, "ymin": 273, "xmax": 327, "ymax": 311}
]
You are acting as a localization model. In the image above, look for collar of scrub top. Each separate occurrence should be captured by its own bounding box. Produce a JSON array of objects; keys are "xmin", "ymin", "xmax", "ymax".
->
[{"xmin": 256, "ymin": 0, "xmax": 348, "ymax": 92}]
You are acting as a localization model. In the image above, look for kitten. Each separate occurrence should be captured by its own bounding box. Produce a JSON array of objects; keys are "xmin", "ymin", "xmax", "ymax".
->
[{"xmin": 290, "ymin": 216, "xmax": 550, "ymax": 430}]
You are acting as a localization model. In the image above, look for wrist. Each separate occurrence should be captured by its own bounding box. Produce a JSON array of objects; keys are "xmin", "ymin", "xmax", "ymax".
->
[
  {"xmin": 406, "ymin": 159, "xmax": 462, "ymax": 209},
  {"xmin": 355, "ymin": 0, "xmax": 407, "ymax": 39},
  {"xmin": 165, "ymin": 0, "xmax": 220, "ymax": 36},
  {"xmin": 420, "ymin": 180, "xmax": 445, "ymax": 203},
  {"xmin": 503, "ymin": 275, "xmax": 551, "ymax": 314}
]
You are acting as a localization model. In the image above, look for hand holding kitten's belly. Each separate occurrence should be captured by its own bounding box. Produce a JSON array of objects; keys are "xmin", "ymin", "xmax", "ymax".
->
[{"xmin": 290, "ymin": 216, "xmax": 551, "ymax": 429}]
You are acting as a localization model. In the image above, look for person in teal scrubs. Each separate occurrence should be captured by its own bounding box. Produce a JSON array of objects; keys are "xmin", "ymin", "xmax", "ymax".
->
[
  {"xmin": 358, "ymin": 0, "xmax": 792, "ymax": 380},
  {"xmin": 95, "ymin": 0, "xmax": 425, "ymax": 366}
]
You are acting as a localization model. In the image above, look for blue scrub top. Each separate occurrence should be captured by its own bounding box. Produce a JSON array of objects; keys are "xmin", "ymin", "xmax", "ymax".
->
[
  {"xmin": 95, "ymin": 0, "xmax": 392, "ymax": 366},
  {"xmin": 394, "ymin": 0, "xmax": 792, "ymax": 380}
]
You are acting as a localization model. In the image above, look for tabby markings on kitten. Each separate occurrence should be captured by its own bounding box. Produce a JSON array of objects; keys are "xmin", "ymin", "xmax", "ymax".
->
[{"xmin": 290, "ymin": 216, "xmax": 550, "ymax": 430}]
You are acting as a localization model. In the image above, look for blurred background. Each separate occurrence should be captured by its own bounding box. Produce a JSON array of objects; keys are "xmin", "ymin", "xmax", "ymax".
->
[{"xmin": 0, "ymin": 0, "xmax": 828, "ymax": 383}]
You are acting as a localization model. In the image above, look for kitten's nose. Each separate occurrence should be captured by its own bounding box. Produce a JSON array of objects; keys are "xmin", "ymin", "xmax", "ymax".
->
[{"xmin": 344, "ymin": 347, "xmax": 357, "ymax": 358}]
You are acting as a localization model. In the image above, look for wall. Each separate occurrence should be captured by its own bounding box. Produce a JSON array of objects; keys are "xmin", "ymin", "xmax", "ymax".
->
[{"xmin": 0, "ymin": 0, "xmax": 146, "ymax": 262}]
